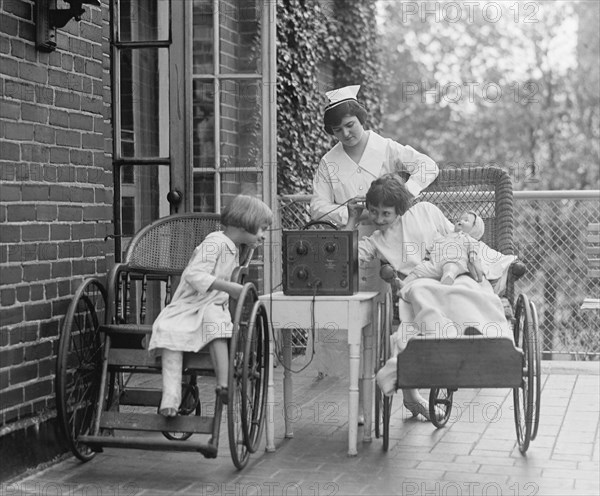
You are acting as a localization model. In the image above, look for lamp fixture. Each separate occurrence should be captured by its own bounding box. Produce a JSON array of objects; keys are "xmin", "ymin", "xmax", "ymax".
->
[{"xmin": 36, "ymin": 0, "xmax": 101, "ymax": 52}]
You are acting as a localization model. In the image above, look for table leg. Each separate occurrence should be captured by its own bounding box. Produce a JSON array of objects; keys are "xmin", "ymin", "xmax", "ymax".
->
[
  {"xmin": 265, "ymin": 326, "xmax": 276, "ymax": 452},
  {"xmin": 362, "ymin": 323, "xmax": 374, "ymax": 443},
  {"xmin": 283, "ymin": 329, "xmax": 294, "ymax": 438},
  {"xmin": 348, "ymin": 338, "xmax": 360, "ymax": 456}
]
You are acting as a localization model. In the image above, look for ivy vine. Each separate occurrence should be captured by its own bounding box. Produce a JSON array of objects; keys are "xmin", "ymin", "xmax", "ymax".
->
[{"xmin": 276, "ymin": 0, "xmax": 383, "ymax": 194}]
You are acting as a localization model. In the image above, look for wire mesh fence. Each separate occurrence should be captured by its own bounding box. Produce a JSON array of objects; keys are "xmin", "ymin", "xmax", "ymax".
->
[{"xmin": 279, "ymin": 191, "xmax": 600, "ymax": 360}]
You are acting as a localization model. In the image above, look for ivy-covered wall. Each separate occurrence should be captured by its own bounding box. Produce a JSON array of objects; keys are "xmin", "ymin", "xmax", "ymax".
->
[{"xmin": 276, "ymin": 0, "xmax": 383, "ymax": 194}]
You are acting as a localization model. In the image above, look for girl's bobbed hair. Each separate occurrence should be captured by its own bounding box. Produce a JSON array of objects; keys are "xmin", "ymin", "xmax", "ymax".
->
[
  {"xmin": 221, "ymin": 195, "xmax": 273, "ymax": 234},
  {"xmin": 323, "ymin": 100, "xmax": 368, "ymax": 135},
  {"xmin": 365, "ymin": 174, "xmax": 414, "ymax": 215}
]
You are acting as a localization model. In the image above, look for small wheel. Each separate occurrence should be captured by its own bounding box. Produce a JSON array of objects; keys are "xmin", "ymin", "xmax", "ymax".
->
[
  {"xmin": 302, "ymin": 220, "xmax": 338, "ymax": 230},
  {"xmin": 162, "ymin": 377, "xmax": 201, "ymax": 441},
  {"xmin": 228, "ymin": 282, "xmax": 258, "ymax": 469},
  {"xmin": 382, "ymin": 395, "xmax": 392, "ymax": 452},
  {"xmin": 56, "ymin": 278, "xmax": 107, "ymax": 462},
  {"xmin": 529, "ymin": 300, "xmax": 541, "ymax": 441},
  {"xmin": 513, "ymin": 294, "xmax": 535, "ymax": 453},
  {"xmin": 241, "ymin": 300, "xmax": 270, "ymax": 453},
  {"xmin": 429, "ymin": 388, "xmax": 454, "ymax": 428},
  {"xmin": 376, "ymin": 294, "xmax": 393, "ymax": 441}
]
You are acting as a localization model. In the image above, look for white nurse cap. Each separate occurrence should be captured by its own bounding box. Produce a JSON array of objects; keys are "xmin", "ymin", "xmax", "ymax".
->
[{"xmin": 325, "ymin": 85, "xmax": 361, "ymax": 109}]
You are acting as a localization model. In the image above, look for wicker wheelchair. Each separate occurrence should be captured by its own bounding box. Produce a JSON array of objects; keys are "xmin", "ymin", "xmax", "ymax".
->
[
  {"xmin": 55, "ymin": 213, "xmax": 270, "ymax": 470},
  {"xmin": 374, "ymin": 167, "xmax": 541, "ymax": 454}
]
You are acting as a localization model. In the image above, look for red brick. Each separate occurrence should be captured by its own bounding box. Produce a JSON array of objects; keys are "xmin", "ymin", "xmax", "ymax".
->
[
  {"xmin": 36, "ymin": 85, "xmax": 54, "ymax": 105},
  {"xmin": 49, "ymin": 146, "xmax": 70, "ymax": 163},
  {"xmin": 0, "ymin": 265, "xmax": 22, "ymax": 285},
  {"xmin": 45, "ymin": 282, "xmax": 58, "ymax": 299},
  {"xmin": 30, "ymin": 284, "xmax": 44, "ymax": 301},
  {"xmin": 58, "ymin": 206, "xmax": 82, "ymax": 221},
  {"xmin": 72, "ymin": 223, "xmax": 95, "ymax": 239},
  {"xmin": 37, "ymin": 357, "xmax": 55, "ymax": 377},
  {"xmin": 15, "ymin": 285, "xmax": 29, "ymax": 302},
  {"xmin": 21, "ymin": 224, "xmax": 49, "ymax": 241},
  {"xmin": 70, "ymin": 112, "xmax": 93, "ymax": 131},
  {"xmin": 0, "ymin": 287, "xmax": 16, "ymax": 306},
  {"xmin": 0, "ymin": 346, "xmax": 24, "ymax": 366},
  {"xmin": 21, "ymin": 144, "xmax": 49, "ymax": 163},
  {"xmin": 6, "ymin": 204, "xmax": 35, "ymax": 222},
  {"xmin": 0, "ymin": 15, "xmax": 18, "ymax": 36},
  {"xmin": 0, "ymin": 370, "xmax": 8, "ymax": 390},
  {"xmin": 21, "ymin": 102, "xmax": 48, "ymax": 123},
  {"xmin": 55, "ymin": 90, "xmax": 80, "ymax": 110},
  {"xmin": 0, "ymin": 140, "xmax": 20, "ymax": 160},
  {"xmin": 24, "ymin": 379, "xmax": 53, "ymax": 402},
  {"xmin": 19, "ymin": 62, "xmax": 47, "ymax": 84},
  {"xmin": 52, "ymin": 262, "xmax": 72, "ymax": 279},
  {"xmin": 24, "ymin": 341, "xmax": 53, "ymax": 361},
  {"xmin": 1, "ymin": 225, "xmax": 21, "ymax": 243},
  {"xmin": 24, "ymin": 301, "xmax": 52, "ymax": 320},
  {"xmin": 4, "ymin": 121, "xmax": 34, "ymax": 140},
  {"xmin": 0, "ymin": 388, "xmax": 24, "ymax": 410},
  {"xmin": 49, "ymin": 108, "xmax": 69, "ymax": 127},
  {"xmin": 4, "ymin": 0, "xmax": 32, "ymax": 19},
  {"xmin": 33, "ymin": 124, "xmax": 55, "ymax": 144},
  {"xmin": 0, "ymin": 244, "xmax": 7, "ymax": 263},
  {"xmin": 40, "ymin": 319, "xmax": 59, "ymax": 339},
  {"xmin": 23, "ymin": 263, "xmax": 51, "ymax": 282},
  {"xmin": 56, "ymin": 129, "xmax": 81, "ymax": 147},
  {"xmin": 21, "ymin": 184, "xmax": 50, "ymax": 201},
  {"xmin": 38, "ymin": 243, "xmax": 58, "ymax": 261},
  {"xmin": 36, "ymin": 205, "xmax": 57, "ymax": 221},
  {"xmin": 51, "ymin": 298, "xmax": 70, "ymax": 317},
  {"xmin": 9, "ymin": 244, "xmax": 37, "ymax": 262},
  {"xmin": 0, "ymin": 101, "xmax": 19, "ymax": 119},
  {"xmin": 0, "ymin": 183, "xmax": 21, "ymax": 201},
  {"xmin": 50, "ymin": 224, "xmax": 70, "ymax": 240},
  {"xmin": 16, "ymin": 325, "xmax": 39, "ymax": 344},
  {"xmin": 49, "ymin": 184, "xmax": 70, "ymax": 200},
  {"xmin": 10, "ymin": 362, "xmax": 38, "ymax": 385}
]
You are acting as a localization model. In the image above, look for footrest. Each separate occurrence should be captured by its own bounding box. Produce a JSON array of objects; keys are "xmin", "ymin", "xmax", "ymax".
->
[
  {"xmin": 99, "ymin": 411, "xmax": 213, "ymax": 434},
  {"xmin": 108, "ymin": 349, "xmax": 213, "ymax": 371},
  {"xmin": 78, "ymin": 435, "xmax": 218, "ymax": 458},
  {"xmin": 101, "ymin": 324, "xmax": 153, "ymax": 335}
]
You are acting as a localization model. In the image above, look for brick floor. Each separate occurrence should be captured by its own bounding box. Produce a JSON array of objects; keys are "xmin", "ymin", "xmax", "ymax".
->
[{"xmin": 4, "ymin": 361, "xmax": 599, "ymax": 496}]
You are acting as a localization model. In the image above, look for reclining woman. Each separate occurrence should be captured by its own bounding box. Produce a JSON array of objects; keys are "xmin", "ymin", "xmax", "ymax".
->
[{"xmin": 345, "ymin": 174, "xmax": 514, "ymax": 419}]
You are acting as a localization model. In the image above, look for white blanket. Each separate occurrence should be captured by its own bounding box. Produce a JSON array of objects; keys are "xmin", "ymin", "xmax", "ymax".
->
[{"xmin": 376, "ymin": 275, "xmax": 511, "ymax": 395}]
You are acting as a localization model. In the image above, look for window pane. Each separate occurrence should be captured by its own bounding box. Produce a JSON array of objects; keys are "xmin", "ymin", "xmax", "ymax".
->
[
  {"xmin": 220, "ymin": 79, "xmax": 262, "ymax": 169},
  {"xmin": 193, "ymin": 172, "xmax": 216, "ymax": 212},
  {"xmin": 120, "ymin": 164, "xmax": 169, "ymax": 238},
  {"xmin": 192, "ymin": 80, "xmax": 216, "ymax": 168},
  {"xmin": 221, "ymin": 171, "xmax": 262, "ymax": 199},
  {"xmin": 118, "ymin": 0, "xmax": 170, "ymax": 42},
  {"xmin": 119, "ymin": 48, "xmax": 170, "ymax": 158},
  {"xmin": 193, "ymin": 0, "xmax": 214, "ymax": 73},
  {"xmin": 219, "ymin": 0, "xmax": 261, "ymax": 73}
]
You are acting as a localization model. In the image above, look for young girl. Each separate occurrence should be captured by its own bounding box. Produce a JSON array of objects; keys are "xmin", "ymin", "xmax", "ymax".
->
[
  {"xmin": 148, "ymin": 195, "xmax": 273, "ymax": 417},
  {"xmin": 345, "ymin": 174, "xmax": 455, "ymax": 420}
]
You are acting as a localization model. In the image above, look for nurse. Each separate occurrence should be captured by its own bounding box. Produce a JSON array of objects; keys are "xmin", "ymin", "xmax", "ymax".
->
[
  {"xmin": 310, "ymin": 85, "xmax": 440, "ymax": 421},
  {"xmin": 311, "ymin": 84, "xmax": 440, "ymax": 289}
]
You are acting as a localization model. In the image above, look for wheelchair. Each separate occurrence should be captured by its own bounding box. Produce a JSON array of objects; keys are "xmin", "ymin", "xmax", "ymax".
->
[
  {"xmin": 55, "ymin": 213, "xmax": 270, "ymax": 470},
  {"xmin": 374, "ymin": 167, "xmax": 541, "ymax": 454}
]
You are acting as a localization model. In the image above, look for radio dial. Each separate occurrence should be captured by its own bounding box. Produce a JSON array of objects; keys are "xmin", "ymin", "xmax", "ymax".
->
[
  {"xmin": 325, "ymin": 243, "xmax": 336, "ymax": 253},
  {"xmin": 296, "ymin": 242, "xmax": 309, "ymax": 256},
  {"xmin": 297, "ymin": 268, "xmax": 308, "ymax": 280}
]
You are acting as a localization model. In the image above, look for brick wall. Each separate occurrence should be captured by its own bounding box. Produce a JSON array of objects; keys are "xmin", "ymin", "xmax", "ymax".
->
[{"xmin": 0, "ymin": 0, "xmax": 113, "ymax": 480}]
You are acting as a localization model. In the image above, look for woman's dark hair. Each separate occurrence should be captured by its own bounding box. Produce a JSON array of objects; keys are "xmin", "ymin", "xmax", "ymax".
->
[
  {"xmin": 323, "ymin": 100, "xmax": 368, "ymax": 135},
  {"xmin": 365, "ymin": 174, "xmax": 414, "ymax": 215}
]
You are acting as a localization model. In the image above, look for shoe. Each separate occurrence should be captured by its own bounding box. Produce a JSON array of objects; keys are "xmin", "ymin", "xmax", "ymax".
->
[
  {"xmin": 159, "ymin": 406, "xmax": 178, "ymax": 418},
  {"xmin": 403, "ymin": 399, "xmax": 431, "ymax": 420},
  {"xmin": 358, "ymin": 414, "xmax": 365, "ymax": 426},
  {"xmin": 216, "ymin": 386, "xmax": 229, "ymax": 405}
]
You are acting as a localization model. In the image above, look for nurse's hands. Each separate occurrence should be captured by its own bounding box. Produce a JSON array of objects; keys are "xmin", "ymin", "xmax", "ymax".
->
[{"xmin": 344, "ymin": 197, "xmax": 366, "ymax": 231}]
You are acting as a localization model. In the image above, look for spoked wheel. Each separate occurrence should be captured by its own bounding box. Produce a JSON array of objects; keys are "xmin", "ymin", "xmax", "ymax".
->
[
  {"xmin": 382, "ymin": 395, "xmax": 392, "ymax": 452},
  {"xmin": 56, "ymin": 278, "xmax": 107, "ymax": 462},
  {"xmin": 241, "ymin": 300, "xmax": 270, "ymax": 453},
  {"xmin": 228, "ymin": 282, "xmax": 259, "ymax": 470},
  {"xmin": 429, "ymin": 388, "xmax": 454, "ymax": 428},
  {"xmin": 513, "ymin": 294, "xmax": 535, "ymax": 453},
  {"xmin": 162, "ymin": 376, "xmax": 201, "ymax": 441},
  {"xmin": 529, "ymin": 300, "xmax": 541, "ymax": 441}
]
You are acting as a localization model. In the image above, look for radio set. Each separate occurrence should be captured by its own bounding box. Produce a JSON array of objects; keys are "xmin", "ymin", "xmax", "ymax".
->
[{"xmin": 282, "ymin": 230, "xmax": 359, "ymax": 296}]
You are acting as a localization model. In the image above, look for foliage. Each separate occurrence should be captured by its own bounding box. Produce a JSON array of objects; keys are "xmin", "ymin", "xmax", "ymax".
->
[{"xmin": 276, "ymin": 0, "xmax": 383, "ymax": 194}]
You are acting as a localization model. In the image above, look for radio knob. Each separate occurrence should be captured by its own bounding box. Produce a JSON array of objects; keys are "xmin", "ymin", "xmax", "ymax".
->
[
  {"xmin": 297, "ymin": 269, "xmax": 308, "ymax": 280},
  {"xmin": 325, "ymin": 243, "xmax": 336, "ymax": 253},
  {"xmin": 296, "ymin": 242, "xmax": 308, "ymax": 255}
]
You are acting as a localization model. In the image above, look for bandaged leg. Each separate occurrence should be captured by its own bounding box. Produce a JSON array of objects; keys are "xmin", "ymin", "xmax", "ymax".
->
[{"xmin": 159, "ymin": 349, "xmax": 183, "ymax": 417}]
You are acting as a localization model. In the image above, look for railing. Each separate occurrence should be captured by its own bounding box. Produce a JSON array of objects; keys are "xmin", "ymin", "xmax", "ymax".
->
[{"xmin": 278, "ymin": 190, "xmax": 600, "ymax": 360}]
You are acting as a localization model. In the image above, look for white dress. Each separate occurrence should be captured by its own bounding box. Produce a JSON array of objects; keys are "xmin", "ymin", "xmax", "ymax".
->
[
  {"xmin": 310, "ymin": 131, "xmax": 439, "ymax": 227},
  {"xmin": 148, "ymin": 231, "xmax": 238, "ymax": 353}
]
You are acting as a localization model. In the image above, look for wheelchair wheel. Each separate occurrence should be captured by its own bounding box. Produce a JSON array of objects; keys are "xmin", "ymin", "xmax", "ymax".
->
[
  {"xmin": 228, "ymin": 282, "xmax": 259, "ymax": 469},
  {"xmin": 56, "ymin": 278, "xmax": 107, "ymax": 462},
  {"xmin": 429, "ymin": 388, "xmax": 454, "ymax": 428},
  {"xmin": 529, "ymin": 300, "xmax": 542, "ymax": 441},
  {"xmin": 382, "ymin": 395, "xmax": 393, "ymax": 452},
  {"xmin": 162, "ymin": 377, "xmax": 201, "ymax": 441},
  {"xmin": 513, "ymin": 294, "xmax": 535, "ymax": 453},
  {"xmin": 241, "ymin": 300, "xmax": 270, "ymax": 453},
  {"xmin": 375, "ymin": 295, "xmax": 393, "ymax": 442}
]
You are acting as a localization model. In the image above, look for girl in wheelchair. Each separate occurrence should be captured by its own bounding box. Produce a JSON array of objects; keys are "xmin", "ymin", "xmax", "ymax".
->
[
  {"xmin": 346, "ymin": 174, "xmax": 513, "ymax": 420},
  {"xmin": 149, "ymin": 195, "xmax": 273, "ymax": 417}
]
